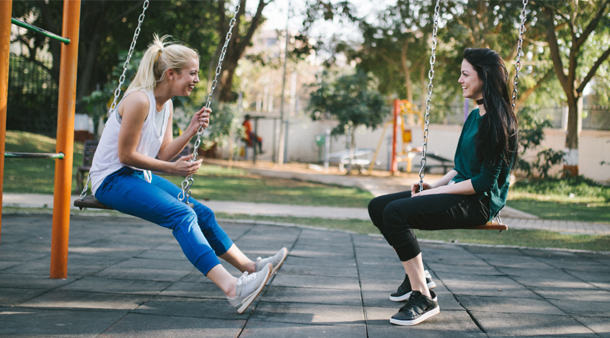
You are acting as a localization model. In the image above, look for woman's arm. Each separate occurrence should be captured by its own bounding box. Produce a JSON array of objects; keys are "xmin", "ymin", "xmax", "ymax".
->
[
  {"xmin": 414, "ymin": 179, "xmax": 476, "ymax": 196},
  {"xmin": 411, "ymin": 170, "xmax": 458, "ymax": 195},
  {"xmin": 157, "ymin": 104, "xmax": 211, "ymax": 161},
  {"xmin": 117, "ymin": 93, "xmax": 202, "ymax": 176},
  {"xmin": 413, "ymin": 162, "xmax": 502, "ymax": 197},
  {"xmin": 430, "ymin": 170, "xmax": 458, "ymax": 188}
]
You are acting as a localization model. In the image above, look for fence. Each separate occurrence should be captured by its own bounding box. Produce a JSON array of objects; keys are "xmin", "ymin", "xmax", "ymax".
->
[
  {"xmin": 436, "ymin": 104, "xmax": 610, "ymax": 131},
  {"xmin": 7, "ymin": 53, "xmax": 58, "ymax": 137}
]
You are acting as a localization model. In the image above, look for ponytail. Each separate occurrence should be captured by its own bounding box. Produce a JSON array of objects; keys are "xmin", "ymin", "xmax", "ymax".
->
[{"xmin": 127, "ymin": 34, "xmax": 199, "ymax": 93}]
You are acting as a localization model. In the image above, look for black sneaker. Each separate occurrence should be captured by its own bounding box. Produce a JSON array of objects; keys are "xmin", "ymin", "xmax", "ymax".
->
[
  {"xmin": 390, "ymin": 290, "xmax": 440, "ymax": 326},
  {"xmin": 389, "ymin": 270, "xmax": 437, "ymax": 302}
]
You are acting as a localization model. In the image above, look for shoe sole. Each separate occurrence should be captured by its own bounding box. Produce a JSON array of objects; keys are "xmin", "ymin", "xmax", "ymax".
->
[
  {"xmin": 236, "ymin": 266, "xmax": 272, "ymax": 314},
  {"xmin": 271, "ymin": 247, "xmax": 288, "ymax": 275},
  {"xmin": 390, "ymin": 306, "xmax": 440, "ymax": 326},
  {"xmin": 389, "ymin": 281, "xmax": 437, "ymax": 302}
]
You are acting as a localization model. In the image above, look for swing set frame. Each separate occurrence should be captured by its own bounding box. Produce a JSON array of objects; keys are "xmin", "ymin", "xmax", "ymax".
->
[{"xmin": 1, "ymin": 0, "xmax": 82, "ymax": 279}]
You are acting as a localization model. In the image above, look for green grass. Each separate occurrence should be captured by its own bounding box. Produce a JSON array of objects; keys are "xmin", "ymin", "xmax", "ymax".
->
[
  {"xmin": 3, "ymin": 131, "xmax": 83, "ymax": 194},
  {"xmin": 507, "ymin": 177, "xmax": 610, "ymax": 223},
  {"xmin": 2, "ymin": 130, "xmax": 373, "ymax": 207},
  {"xmin": 159, "ymin": 170, "xmax": 373, "ymax": 208}
]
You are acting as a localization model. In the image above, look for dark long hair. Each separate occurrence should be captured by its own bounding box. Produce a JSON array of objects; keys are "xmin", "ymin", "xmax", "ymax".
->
[{"xmin": 463, "ymin": 48, "xmax": 518, "ymax": 168}]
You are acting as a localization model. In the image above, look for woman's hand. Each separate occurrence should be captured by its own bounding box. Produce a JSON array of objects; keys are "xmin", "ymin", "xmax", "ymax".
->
[
  {"xmin": 185, "ymin": 107, "xmax": 212, "ymax": 136},
  {"xmin": 172, "ymin": 154, "xmax": 203, "ymax": 176},
  {"xmin": 411, "ymin": 182, "xmax": 431, "ymax": 195}
]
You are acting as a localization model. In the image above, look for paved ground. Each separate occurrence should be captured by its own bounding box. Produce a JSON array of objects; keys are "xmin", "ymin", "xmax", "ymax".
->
[{"xmin": 1, "ymin": 213, "xmax": 610, "ymax": 337}]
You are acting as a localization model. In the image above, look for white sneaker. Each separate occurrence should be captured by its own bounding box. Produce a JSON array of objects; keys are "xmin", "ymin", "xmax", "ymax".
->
[
  {"xmin": 255, "ymin": 247, "xmax": 288, "ymax": 275},
  {"xmin": 227, "ymin": 263, "xmax": 271, "ymax": 313}
]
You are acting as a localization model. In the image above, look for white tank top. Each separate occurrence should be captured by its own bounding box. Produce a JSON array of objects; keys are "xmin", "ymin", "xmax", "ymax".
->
[{"xmin": 90, "ymin": 89, "xmax": 170, "ymax": 195}]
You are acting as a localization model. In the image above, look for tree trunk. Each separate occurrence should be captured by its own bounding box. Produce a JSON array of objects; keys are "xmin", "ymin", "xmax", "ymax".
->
[
  {"xmin": 346, "ymin": 125, "xmax": 356, "ymax": 174},
  {"xmin": 214, "ymin": 0, "xmax": 271, "ymax": 103},
  {"xmin": 400, "ymin": 40, "xmax": 416, "ymax": 125},
  {"xmin": 563, "ymin": 95, "xmax": 582, "ymax": 177}
]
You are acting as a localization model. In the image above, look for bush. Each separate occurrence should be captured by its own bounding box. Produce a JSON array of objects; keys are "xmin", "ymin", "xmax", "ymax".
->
[{"xmin": 516, "ymin": 107, "xmax": 565, "ymax": 178}]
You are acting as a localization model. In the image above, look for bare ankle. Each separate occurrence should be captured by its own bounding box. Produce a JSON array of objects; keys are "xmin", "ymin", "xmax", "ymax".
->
[
  {"xmin": 225, "ymin": 277, "xmax": 238, "ymax": 298},
  {"xmin": 246, "ymin": 261, "xmax": 256, "ymax": 273}
]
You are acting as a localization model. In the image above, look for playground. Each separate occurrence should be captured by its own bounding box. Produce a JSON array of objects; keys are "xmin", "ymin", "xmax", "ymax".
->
[{"xmin": 2, "ymin": 0, "xmax": 610, "ymax": 335}]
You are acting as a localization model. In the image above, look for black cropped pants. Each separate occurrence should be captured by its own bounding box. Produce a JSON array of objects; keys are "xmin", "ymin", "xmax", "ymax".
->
[{"xmin": 367, "ymin": 191, "xmax": 489, "ymax": 262}]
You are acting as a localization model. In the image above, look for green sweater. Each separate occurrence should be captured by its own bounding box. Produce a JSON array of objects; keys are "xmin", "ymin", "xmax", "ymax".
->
[{"xmin": 452, "ymin": 108, "xmax": 512, "ymax": 221}]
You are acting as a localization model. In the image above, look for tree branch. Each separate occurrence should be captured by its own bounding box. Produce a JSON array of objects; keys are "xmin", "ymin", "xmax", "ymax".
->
[
  {"xmin": 236, "ymin": 0, "xmax": 270, "ymax": 58},
  {"xmin": 107, "ymin": 2, "xmax": 144, "ymax": 26},
  {"xmin": 575, "ymin": 0, "xmax": 610, "ymax": 50},
  {"xmin": 577, "ymin": 45, "xmax": 610, "ymax": 94},
  {"xmin": 543, "ymin": 6, "xmax": 569, "ymax": 93},
  {"xmin": 517, "ymin": 67, "xmax": 554, "ymax": 106}
]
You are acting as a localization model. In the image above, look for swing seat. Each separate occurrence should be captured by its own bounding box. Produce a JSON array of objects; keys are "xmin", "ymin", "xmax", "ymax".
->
[
  {"xmin": 74, "ymin": 195, "xmax": 196, "ymax": 210},
  {"xmin": 74, "ymin": 195, "xmax": 112, "ymax": 210},
  {"xmin": 468, "ymin": 221, "xmax": 508, "ymax": 232}
]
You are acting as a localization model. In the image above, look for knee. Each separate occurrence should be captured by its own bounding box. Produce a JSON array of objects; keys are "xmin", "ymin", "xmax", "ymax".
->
[
  {"xmin": 170, "ymin": 206, "xmax": 198, "ymax": 232},
  {"xmin": 382, "ymin": 201, "xmax": 411, "ymax": 232},
  {"xmin": 368, "ymin": 196, "xmax": 385, "ymax": 226},
  {"xmin": 193, "ymin": 203, "xmax": 215, "ymax": 220}
]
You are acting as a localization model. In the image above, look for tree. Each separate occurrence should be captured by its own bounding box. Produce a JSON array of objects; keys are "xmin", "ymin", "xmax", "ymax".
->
[
  {"xmin": 539, "ymin": 0, "xmax": 610, "ymax": 176},
  {"xmin": 214, "ymin": 0, "xmax": 275, "ymax": 103},
  {"xmin": 11, "ymin": 0, "xmax": 218, "ymax": 99},
  {"xmin": 308, "ymin": 70, "xmax": 390, "ymax": 173}
]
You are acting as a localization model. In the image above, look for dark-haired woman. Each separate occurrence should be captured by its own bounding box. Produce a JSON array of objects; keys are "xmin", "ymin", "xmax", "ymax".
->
[{"xmin": 368, "ymin": 48, "xmax": 518, "ymax": 326}]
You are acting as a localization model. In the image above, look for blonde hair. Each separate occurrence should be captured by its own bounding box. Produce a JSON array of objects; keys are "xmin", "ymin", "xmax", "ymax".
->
[{"xmin": 126, "ymin": 34, "xmax": 199, "ymax": 92}]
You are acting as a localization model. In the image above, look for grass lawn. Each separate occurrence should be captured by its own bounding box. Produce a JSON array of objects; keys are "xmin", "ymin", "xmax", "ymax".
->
[
  {"xmin": 2, "ymin": 130, "xmax": 373, "ymax": 207},
  {"xmin": 3, "ymin": 130, "xmax": 609, "ymax": 253},
  {"xmin": 3, "ymin": 131, "xmax": 84, "ymax": 194},
  {"xmin": 507, "ymin": 177, "xmax": 610, "ymax": 223},
  {"xmin": 160, "ymin": 172, "xmax": 372, "ymax": 208}
]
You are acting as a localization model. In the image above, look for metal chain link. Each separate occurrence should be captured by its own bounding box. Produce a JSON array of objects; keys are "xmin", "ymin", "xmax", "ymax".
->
[
  {"xmin": 511, "ymin": 0, "xmax": 528, "ymax": 112},
  {"xmin": 178, "ymin": 0, "xmax": 241, "ymax": 204},
  {"xmin": 418, "ymin": 0, "xmax": 441, "ymax": 192},
  {"xmin": 79, "ymin": 0, "xmax": 149, "ymax": 200}
]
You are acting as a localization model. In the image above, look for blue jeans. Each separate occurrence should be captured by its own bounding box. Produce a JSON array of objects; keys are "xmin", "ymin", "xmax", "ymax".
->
[{"xmin": 95, "ymin": 167, "xmax": 233, "ymax": 275}]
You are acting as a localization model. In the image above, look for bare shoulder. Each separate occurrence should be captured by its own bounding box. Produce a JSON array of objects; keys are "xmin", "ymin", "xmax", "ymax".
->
[{"xmin": 119, "ymin": 91, "xmax": 150, "ymax": 119}]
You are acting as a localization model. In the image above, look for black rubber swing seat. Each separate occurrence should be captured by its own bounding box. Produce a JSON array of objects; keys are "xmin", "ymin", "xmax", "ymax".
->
[
  {"xmin": 74, "ymin": 195, "xmax": 196, "ymax": 210},
  {"xmin": 74, "ymin": 195, "xmax": 112, "ymax": 210}
]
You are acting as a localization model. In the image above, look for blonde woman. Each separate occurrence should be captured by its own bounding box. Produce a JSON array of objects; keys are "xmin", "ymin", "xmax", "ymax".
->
[{"xmin": 89, "ymin": 35, "xmax": 287, "ymax": 314}]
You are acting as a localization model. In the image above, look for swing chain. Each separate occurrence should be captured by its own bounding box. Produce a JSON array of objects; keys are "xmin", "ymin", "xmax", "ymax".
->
[
  {"xmin": 418, "ymin": 0, "xmax": 441, "ymax": 192},
  {"xmin": 79, "ymin": 0, "xmax": 149, "ymax": 201},
  {"xmin": 178, "ymin": 0, "xmax": 241, "ymax": 204},
  {"xmin": 110, "ymin": 0, "xmax": 149, "ymax": 113},
  {"xmin": 511, "ymin": 0, "xmax": 528, "ymax": 112}
]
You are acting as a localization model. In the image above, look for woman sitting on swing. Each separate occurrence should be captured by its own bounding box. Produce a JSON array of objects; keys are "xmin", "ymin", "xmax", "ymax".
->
[
  {"xmin": 368, "ymin": 48, "xmax": 518, "ymax": 326},
  {"xmin": 89, "ymin": 34, "xmax": 287, "ymax": 314}
]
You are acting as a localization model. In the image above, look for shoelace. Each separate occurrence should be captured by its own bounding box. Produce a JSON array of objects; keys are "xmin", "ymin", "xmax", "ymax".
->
[{"xmin": 236, "ymin": 271, "xmax": 258, "ymax": 286}]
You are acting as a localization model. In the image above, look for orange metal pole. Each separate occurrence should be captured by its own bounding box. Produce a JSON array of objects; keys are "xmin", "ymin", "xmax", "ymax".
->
[
  {"xmin": 390, "ymin": 99, "xmax": 399, "ymax": 174},
  {"xmin": 50, "ymin": 0, "xmax": 81, "ymax": 279},
  {"xmin": 0, "ymin": 0, "xmax": 14, "ymax": 247}
]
